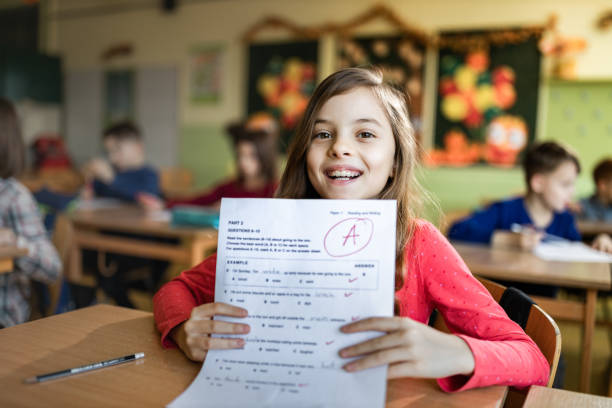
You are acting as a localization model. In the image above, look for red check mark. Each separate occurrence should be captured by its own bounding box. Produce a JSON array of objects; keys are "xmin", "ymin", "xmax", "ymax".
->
[
  {"xmin": 348, "ymin": 277, "xmax": 358, "ymax": 283},
  {"xmin": 351, "ymin": 316, "xmax": 360, "ymax": 321},
  {"xmin": 325, "ymin": 340, "xmax": 334, "ymax": 345},
  {"xmin": 344, "ymin": 292, "xmax": 353, "ymax": 297}
]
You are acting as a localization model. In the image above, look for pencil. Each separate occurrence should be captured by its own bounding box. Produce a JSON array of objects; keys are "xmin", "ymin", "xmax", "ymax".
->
[{"xmin": 24, "ymin": 352, "xmax": 145, "ymax": 384}]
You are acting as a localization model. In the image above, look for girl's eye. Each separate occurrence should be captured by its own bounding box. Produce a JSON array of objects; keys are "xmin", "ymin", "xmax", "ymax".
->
[
  {"xmin": 313, "ymin": 131, "xmax": 331, "ymax": 140},
  {"xmin": 357, "ymin": 131, "xmax": 375, "ymax": 139}
]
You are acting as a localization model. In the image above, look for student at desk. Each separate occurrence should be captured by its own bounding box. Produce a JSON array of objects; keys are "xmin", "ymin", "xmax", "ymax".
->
[
  {"xmin": 154, "ymin": 68, "xmax": 549, "ymax": 393},
  {"xmin": 576, "ymin": 158, "xmax": 612, "ymax": 253},
  {"xmin": 448, "ymin": 141, "xmax": 582, "ymax": 297},
  {"xmin": 0, "ymin": 98, "xmax": 61, "ymax": 327},
  {"xmin": 144, "ymin": 113, "xmax": 278, "ymax": 210}
]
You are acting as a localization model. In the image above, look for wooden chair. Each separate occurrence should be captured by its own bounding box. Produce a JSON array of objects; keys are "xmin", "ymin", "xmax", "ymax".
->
[{"xmin": 433, "ymin": 276, "xmax": 561, "ymax": 407}]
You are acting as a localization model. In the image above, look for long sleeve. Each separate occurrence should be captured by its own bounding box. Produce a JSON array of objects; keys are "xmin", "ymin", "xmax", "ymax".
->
[
  {"xmin": 93, "ymin": 166, "xmax": 160, "ymax": 202},
  {"xmin": 447, "ymin": 203, "xmax": 502, "ymax": 244},
  {"xmin": 397, "ymin": 220, "xmax": 550, "ymax": 392},
  {"xmin": 166, "ymin": 185, "xmax": 225, "ymax": 208},
  {"xmin": 153, "ymin": 254, "xmax": 217, "ymax": 348},
  {"xmin": 9, "ymin": 184, "xmax": 62, "ymax": 284}
]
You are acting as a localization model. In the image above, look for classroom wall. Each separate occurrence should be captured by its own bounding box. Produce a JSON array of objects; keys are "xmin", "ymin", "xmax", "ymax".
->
[{"xmin": 45, "ymin": 0, "xmax": 612, "ymax": 212}]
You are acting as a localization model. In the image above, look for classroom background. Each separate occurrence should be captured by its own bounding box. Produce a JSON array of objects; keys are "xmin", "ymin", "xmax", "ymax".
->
[{"xmin": 1, "ymin": 0, "xmax": 612, "ymax": 402}]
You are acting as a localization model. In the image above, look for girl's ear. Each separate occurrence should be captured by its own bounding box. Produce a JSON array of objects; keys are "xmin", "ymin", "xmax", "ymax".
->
[{"xmin": 389, "ymin": 162, "xmax": 397, "ymax": 178}]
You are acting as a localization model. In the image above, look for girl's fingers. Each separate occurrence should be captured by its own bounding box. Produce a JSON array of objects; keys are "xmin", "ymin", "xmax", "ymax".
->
[
  {"xmin": 187, "ymin": 334, "xmax": 245, "ymax": 351},
  {"xmin": 341, "ymin": 316, "xmax": 411, "ymax": 333},
  {"xmin": 339, "ymin": 330, "xmax": 411, "ymax": 358},
  {"xmin": 192, "ymin": 302, "xmax": 248, "ymax": 319},
  {"xmin": 343, "ymin": 347, "xmax": 409, "ymax": 372},
  {"xmin": 387, "ymin": 362, "xmax": 421, "ymax": 379},
  {"xmin": 185, "ymin": 319, "xmax": 250, "ymax": 335}
]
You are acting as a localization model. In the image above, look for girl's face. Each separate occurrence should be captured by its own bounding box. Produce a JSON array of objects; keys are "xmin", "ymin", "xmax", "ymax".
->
[
  {"xmin": 532, "ymin": 160, "xmax": 578, "ymax": 212},
  {"xmin": 236, "ymin": 140, "xmax": 261, "ymax": 180},
  {"xmin": 306, "ymin": 87, "xmax": 396, "ymax": 199}
]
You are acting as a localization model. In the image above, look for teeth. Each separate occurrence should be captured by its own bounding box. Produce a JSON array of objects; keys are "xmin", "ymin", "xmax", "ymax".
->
[{"xmin": 329, "ymin": 170, "xmax": 360, "ymax": 178}]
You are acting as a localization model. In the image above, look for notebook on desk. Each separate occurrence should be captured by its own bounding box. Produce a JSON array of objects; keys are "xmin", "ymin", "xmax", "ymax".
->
[{"xmin": 534, "ymin": 241, "xmax": 612, "ymax": 263}]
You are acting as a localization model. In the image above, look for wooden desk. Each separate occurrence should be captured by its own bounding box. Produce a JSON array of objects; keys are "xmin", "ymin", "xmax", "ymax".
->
[
  {"xmin": 67, "ymin": 206, "xmax": 217, "ymax": 282},
  {"xmin": 453, "ymin": 242, "xmax": 611, "ymax": 394},
  {"xmin": 0, "ymin": 245, "xmax": 28, "ymax": 274},
  {"xmin": 577, "ymin": 220, "xmax": 612, "ymax": 237},
  {"xmin": 0, "ymin": 305, "xmax": 507, "ymax": 407},
  {"xmin": 523, "ymin": 385, "xmax": 612, "ymax": 407}
]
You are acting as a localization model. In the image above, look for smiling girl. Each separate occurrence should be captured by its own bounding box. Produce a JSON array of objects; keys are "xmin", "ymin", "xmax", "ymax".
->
[{"xmin": 154, "ymin": 68, "xmax": 549, "ymax": 392}]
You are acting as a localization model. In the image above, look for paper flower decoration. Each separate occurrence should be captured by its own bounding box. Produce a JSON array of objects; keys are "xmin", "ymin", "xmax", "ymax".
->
[{"xmin": 439, "ymin": 51, "xmax": 517, "ymax": 129}]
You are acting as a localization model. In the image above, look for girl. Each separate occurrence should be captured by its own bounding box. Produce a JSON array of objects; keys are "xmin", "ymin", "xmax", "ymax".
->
[
  {"xmin": 0, "ymin": 98, "xmax": 61, "ymax": 328},
  {"xmin": 163, "ymin": 113, "xmax": 278, "ymax": 209},
  {"xmin": 153, "ymin": 68, "xmax": 549, "ymax": 392}
]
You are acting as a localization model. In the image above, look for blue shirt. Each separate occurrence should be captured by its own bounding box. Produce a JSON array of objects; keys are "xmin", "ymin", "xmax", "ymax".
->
[
  {"xmin": 448, "ymin": 196, "xmax": 581, "ymax": 244},
  {"xmin": 579, "ymin": 195, "xmax": 612, "ymax": 222},
  {"xmin": 93, "ymin": 165, "xmax": 160, "ymax": 202}
]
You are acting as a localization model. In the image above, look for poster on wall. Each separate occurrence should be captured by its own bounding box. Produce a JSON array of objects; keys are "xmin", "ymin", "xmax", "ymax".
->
[
  {"xmin": 429, "ymin": 31, "xmax": 541, "ymax": 168},
  {"xmin": 337, "ymin": 35, "xmax": 426, "ymax": 144},
  {"xmin": 104, "ymin": 70, "xmax": 134, "ymax": 126},
  {"xmin": 189, "ymin": 45, "xmax": 224, "ymax": 104},
  {"xmin": 247, "ymin": 40, "xmax": 318, "ymax": 150}
]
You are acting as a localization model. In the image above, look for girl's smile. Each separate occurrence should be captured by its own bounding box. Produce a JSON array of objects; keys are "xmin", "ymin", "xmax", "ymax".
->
[{"xmin": 306, "ymin": 87, "xmax": 396, "ymax": 199}]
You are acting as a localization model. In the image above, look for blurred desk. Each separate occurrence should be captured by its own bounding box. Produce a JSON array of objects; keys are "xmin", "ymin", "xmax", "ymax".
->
[
  {"xmin": 67, "ymin": 205, "xmax": 217, "ymax": 282},
  {"xmin": 0, "ymin": 305, "xmax": 507, "ymax": 408},
  {"xmin": 453, "ymin": 242, "xmax": 611, "ymax": 394},
  {"xmin": 523, "ymin": 385, "xmax": 612, "ymax": 407},
  {"xmin": 0, "ymin": 245, "xmax": 28, "ymax": 274},
  {"xmin": 577, "ymin": 220, "xmax": 612, "ymax": 237}
]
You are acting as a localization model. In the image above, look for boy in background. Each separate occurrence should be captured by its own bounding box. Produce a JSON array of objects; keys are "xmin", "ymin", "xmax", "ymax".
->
[
  {"xmin": 449, "ymin": 141, "xmax": 581, "ymax": 247},
  {"xmin": 577, "ymin": 157, "xmax": 612, "ymax": 253},
  {"xmin": 83, "ymin": 121, "xmax": 160, "ymax": 204}
]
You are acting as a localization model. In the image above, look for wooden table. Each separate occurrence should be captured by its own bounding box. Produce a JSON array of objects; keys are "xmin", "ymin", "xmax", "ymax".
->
[
  {"xmin": 577, "ymin": 220, "xmax": 612, "ymax": 237},
  {"xmin": 453, "ymin": 242, "xmax": 611, "ymax": 394},
  {"xmin": 523, "ymin": 385, "xmax": 612, "ymax": 407},
  {"xmin": 0, "ymin": 305, "xmax": 508, "ymax": 407},
  {"xmin": 67, "ymin": 205, "xmax": 217, "ymax": 282},
  {"xmin": 0, "ymin": 245, "xmax": 28, "ymax": 274}
]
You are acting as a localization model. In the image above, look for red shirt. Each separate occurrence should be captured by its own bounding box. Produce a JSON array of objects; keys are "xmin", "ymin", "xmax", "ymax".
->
[
  {"xmin": 153, "ymin": 219, "xmax": 549, "ymax": 392},
  {"xmin": 167, "ymin": 179, "xmax": 277, "ymax": 208}
]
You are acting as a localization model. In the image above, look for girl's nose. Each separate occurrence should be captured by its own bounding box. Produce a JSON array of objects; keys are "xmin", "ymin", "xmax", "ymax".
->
[{"xmin": 328, "ymin": 134, "xmax": 353, "ymax": 158}]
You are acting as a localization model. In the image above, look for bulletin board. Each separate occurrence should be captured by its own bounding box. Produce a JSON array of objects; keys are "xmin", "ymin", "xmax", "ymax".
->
[{"xmin": 544, "ymin": 80, "xmax": 612, "ymax": 180}]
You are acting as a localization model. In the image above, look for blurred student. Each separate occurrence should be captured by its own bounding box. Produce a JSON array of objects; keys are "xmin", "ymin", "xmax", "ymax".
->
[
  {"xmin": 0, "ymin": 98, "xmax": 61, "ymax": 327},
  {"xmin": 82, "ymin": 121, "xmax": 161, "ymax": 204},
  {"xmin": 577, "ymin": 157, "xmax": 612, "ymax": 253},
  {"xmin": 158, "ymin": 114, "xmax": 278, "ymax": 210},
  {"xmin": 449, "ymin": 141, "xmax": 581, "ymax": 247},
  {"xmin": 448, "ymin": 141, "xmax": 581, "ymax": 297}
]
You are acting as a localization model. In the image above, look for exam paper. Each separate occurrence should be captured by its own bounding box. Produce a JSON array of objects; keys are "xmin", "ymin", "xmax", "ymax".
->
[
  {"xmin": 169, "ymin": 198, "xmax": 397, "ymax": 408},
  {"xmin": 534, "ymin": 241, "xmax": 612, "ymax": 263}
]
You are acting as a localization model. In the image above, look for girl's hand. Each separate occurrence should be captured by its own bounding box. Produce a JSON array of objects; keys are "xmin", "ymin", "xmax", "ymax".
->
[
  {"xmin": 171, "ymin": 302, "xmax": 250, "ymax": 362},
  {"xmin": 592, "ymin": 233, "xmax": 612, "ymax": 254},
  {"xmin": 339, "ymin": 317, "xmax": 475, "ymax": 379}
]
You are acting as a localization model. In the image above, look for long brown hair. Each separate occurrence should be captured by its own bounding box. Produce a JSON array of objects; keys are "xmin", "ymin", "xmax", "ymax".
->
[
  {"xmin": 276, "ymin": 67, "xmax": 430, "ymax": 289},
  {"xmin": 227, "ymin": 123, "xmax": 278, "ymax": 185},
  {"xmin": 0, "ymin": 98, "xmax": 25, "ymax": 178}
]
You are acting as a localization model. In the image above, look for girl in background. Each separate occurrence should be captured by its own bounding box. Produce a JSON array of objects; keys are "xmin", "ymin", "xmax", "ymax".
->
[{"xmin": 0, "ymin": 98, "xmax": 61, "ymax": 327}]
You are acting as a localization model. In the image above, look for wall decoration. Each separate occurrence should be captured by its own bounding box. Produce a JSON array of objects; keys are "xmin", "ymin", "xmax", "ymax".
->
[
  {"xmin": 189, "ymin": 45, "xmax": 224, "ymax": 104},
  {"xmin": 429, "ymin": 30, "xmax": 542, "ymax": 167},
  {"xmin": 104, "ymin": 69, "xmax": 134, "ymax": 126},
  {"xmin": 337, "ymin": 35, "xmax": 426, "ymax": 143},
  {"xmin": 247, "ymin": 41, "xmax": 318, "ymax": 149}
]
